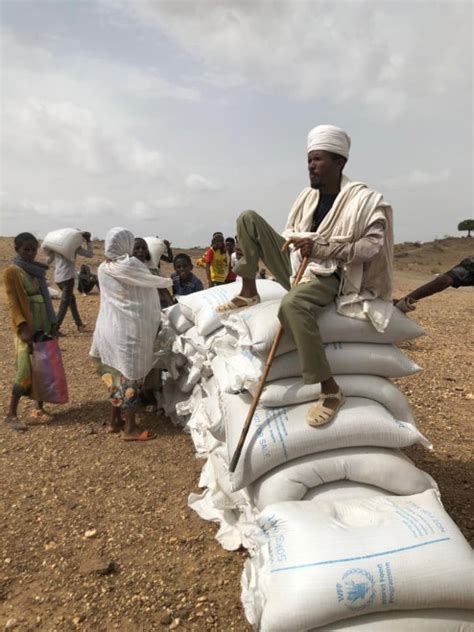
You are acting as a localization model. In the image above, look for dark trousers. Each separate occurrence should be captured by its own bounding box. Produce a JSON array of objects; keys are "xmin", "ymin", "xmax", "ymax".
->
[{"xmin": 57, "ymin": 278, "xmax": 83, "ymax": 328}]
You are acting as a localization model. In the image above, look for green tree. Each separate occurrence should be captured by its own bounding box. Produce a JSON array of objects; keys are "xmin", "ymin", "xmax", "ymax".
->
[{"xmin": 458, "ymin": 219, "xmax": 474, "ymax": 237}]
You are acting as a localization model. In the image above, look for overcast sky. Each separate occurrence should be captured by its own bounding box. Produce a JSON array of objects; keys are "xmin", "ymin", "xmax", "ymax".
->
[{"xmin": 1, "ymin": 0, "xmax": 472, "ymax": 246}]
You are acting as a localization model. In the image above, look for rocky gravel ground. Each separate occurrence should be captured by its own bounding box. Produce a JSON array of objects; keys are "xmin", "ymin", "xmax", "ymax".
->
[{"xmin": 0, "ymin": 237, "xmax": 472, "ymax": 631}]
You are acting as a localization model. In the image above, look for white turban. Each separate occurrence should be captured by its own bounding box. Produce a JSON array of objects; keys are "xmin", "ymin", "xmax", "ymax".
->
[
  {"xmin": 105, "ymin": 227, "xmax": 134, "ymax": 261},
  {"xmin": 307, "ymin": 124, "xmax": 351, "ymax": 159}
]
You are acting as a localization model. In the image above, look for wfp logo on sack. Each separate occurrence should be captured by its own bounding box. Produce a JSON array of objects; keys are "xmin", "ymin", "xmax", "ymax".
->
[{"xmin": 336, "ymin": 568, "xmax": 376, "ymax": 611}]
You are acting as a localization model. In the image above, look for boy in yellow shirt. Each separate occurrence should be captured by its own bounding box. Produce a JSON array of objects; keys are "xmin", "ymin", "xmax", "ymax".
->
[{"xmin": 203, "ymin": 232, "xmax": 228, "ymax": 287}]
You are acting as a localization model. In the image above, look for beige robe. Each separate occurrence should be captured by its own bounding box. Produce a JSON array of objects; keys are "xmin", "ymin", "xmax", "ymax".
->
[{"xmin": 282, "ymin": 175, "xmax": 394, "ymax": 331}]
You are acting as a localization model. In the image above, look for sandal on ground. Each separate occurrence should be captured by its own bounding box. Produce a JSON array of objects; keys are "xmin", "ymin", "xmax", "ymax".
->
[
  {"xmin": 29, "ymin": 409, "xmax": 54, "ymax": 423},
  {"xmin": 306, "ymin": 390, "xmax": 345, "ymax": 428},
  {"xmin": 122, "ymin": 429, "xmax": 157, "ymax": 442},
  {"xmin": 5, "ymin": 416, "xmax": 28, "ymax": 432},
  {"xmin": 215, "ymin": 295, "xmax": 260, "ymax": 314},
  {"xmin": 77, "ymin": 324, "xmax": 88, "ymax": 333}
]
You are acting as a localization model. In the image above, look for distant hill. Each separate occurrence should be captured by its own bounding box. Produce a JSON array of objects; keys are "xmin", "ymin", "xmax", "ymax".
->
[{"xmin": 0, "ymin": 235, "xmax": 472, "ymax": 288}]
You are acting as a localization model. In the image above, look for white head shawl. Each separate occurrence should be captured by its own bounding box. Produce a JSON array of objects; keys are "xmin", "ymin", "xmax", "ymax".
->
[
  {"xmin": 102, "ymin": 226, "xmax": 172, "ymax": 289},
  {"xmin": 307, "ymin": 125, "xmax": 351, "ymax": 159},
  {"xmin": 105, "ymin": 226, "xmax": 134, "ymax": 261}
]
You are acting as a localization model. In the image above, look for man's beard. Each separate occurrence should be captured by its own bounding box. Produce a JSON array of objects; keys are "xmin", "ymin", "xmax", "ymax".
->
[{"xmin": 309, "ymin": 175, "xmax": 321, "ymax": 189}]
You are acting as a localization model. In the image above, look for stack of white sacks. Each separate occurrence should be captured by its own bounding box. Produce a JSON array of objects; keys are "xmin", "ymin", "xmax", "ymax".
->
[{"xmin": 158, "ymin": 281, "xmax": 474, "ymax": 631}]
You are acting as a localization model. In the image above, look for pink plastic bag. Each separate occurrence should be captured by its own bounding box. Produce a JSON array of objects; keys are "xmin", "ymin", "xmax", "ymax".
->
[{"xmin": 31, "ymin": 339, "xmax": 68, "ymax": 404}]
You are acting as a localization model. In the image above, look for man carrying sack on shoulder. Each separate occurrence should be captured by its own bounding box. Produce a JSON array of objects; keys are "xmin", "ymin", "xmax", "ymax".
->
[{"xmin": 217, "ymin": 124, "xmax": 394, "ymax": 427}]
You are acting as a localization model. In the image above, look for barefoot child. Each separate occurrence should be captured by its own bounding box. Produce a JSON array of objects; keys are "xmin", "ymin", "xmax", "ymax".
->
[
  {"xmin": 91, "ymin": 228, "xmax": 172, "ymax": 440},
  {"xmin": 4, "ymin": 233, "xmax": 59, "ymax": 431}
]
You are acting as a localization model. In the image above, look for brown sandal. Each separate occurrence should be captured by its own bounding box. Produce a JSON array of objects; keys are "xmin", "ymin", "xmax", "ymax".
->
[
  {"xmin": 306, "ymin": 390, "xmax": 345, "ymax": 427},
  {"xmin": 215, "ymin": 295, "xmax": 260, "ymax": 314}
]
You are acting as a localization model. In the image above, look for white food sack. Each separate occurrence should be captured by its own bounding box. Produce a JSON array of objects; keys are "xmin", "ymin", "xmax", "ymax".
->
[
  {"xmin": 304, "ymin": 481, "xmax": 393, "ymax": 503},
  {"xmin": 210, "ymin": 353, "xmax": 261, "ymax": 394},
  {"xmin": 315, "ymin": 609, "xmax": 474, "ymax": 631},
  {"xmin": 215, "ymin": 345, "xmax": 421, "ymax": 395},
  {"xmin": 188, "ymin": 446, "xmax": 259, "ymax": 551},
  {"xmin": 242, "ymin": 490, "xmax": 474, "ymax": 631},
  {"xmin": 255, "ymin": 375, "xmax": 414, "ymax": 422},
  {"xmin": 187, "ymin": 403, "xmax": 223, "ymax": 457},
  {"xmin": 175, "ymin": 382, "xmax": 203, "ymax": 418},
  {"xmin": 144, "ymin": 236, "xmax": 167, "ymax": 269},
  {"xmin": 180, "ymin": 325, "xmax": 232, "ymax": 363},
  {"xmin": 223, "ymin": 393, "xmax": 431, "ymax": 490},
  {"xmin": 42, "ymin": 228, "xmax": 84, "ymax": 261},
  {"xmin": 268, "ymin": 343, "xmax": 420, "ymax": 380},
  {"xmin": 178, "ymin": 279, "xmax": 286, "ymax": 336},
  {"xmin": 248, "ymin": 447, "xmax": 437, "ymax": 511},
  {"xmin": 165, "ymin": 302, "xmax": 194, "ymax": 333},
  {"xmin": 222, "ymin": 298, "xmax": 425, "ymax": 358},
  {"xmin": 161, "ymin": 375, "xmax": 195, "ymax": 427}
]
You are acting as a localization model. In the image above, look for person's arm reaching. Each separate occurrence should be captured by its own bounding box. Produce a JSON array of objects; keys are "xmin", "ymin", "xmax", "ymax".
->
[{"xmin": 395, "ymin": 274, "xmax": 454, "ymax": 312}]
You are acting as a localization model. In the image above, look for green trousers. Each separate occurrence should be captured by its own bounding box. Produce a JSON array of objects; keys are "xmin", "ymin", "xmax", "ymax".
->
[{"xmin": 233, "ymin": 210, "xmax": 339, "ymax": 384}]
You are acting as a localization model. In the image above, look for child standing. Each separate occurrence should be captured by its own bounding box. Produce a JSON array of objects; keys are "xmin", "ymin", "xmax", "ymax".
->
[
  {"xmin": 171, "ymin": 253, "xmax": 204, "ymax": 296},
  {"xmin": 4, "ymin": 233, "xmax": 59, "ymax": 431},
  {"xmin": 203, "ymin": 232, "xmax": 228, "ymax": 288},
  {"xmin": 133, "ymin": 237, "xmax": 174, "ymax": 307},
  {"xmin": 225, "ymin": 236, "xmax": 237, "ymax": 283}
]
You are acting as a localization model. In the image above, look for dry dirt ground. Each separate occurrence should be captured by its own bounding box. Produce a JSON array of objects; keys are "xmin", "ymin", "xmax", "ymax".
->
[{"xmin": 0, "ymin": 236, "xmax": 472, "ymax": 631}]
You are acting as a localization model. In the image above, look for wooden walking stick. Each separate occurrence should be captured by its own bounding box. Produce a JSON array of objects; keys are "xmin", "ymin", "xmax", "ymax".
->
[{"xmin": 228, "ymin": 247, "xmax": 309, "ymax": 473}]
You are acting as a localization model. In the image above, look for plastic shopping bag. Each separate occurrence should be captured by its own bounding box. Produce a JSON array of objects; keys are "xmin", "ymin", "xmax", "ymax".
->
[{"xmin": 31, "ymin": 339, "xmax": 68, "ymax": 404}]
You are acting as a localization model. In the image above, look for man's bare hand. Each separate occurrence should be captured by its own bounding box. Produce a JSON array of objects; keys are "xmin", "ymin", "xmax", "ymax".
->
[{"xmin": 290, "ymin": 238, "xmax": 314, "ymax": 258}]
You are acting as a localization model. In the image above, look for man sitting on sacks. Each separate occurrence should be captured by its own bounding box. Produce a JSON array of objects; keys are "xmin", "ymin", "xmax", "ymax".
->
[{"xmin": 217, "ymin": 124, "xmax": 394, "ymax": 427}]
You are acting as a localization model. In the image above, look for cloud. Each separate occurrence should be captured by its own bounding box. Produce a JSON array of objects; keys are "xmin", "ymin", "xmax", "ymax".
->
[
  {"xmin": 1, "ymin": 192, "xmax": 115, "ymax": 219},
  {"xmin": 383, "ymin": 169, "xmax": 451, "ymax": 189},
  {"xmin": 131, "ymin": 195, "xmax": 184, "ymax": 220},
  {"xmin": 121, "ymin": 66, "xmax": 203, "ymax": 103},
  {"xmin": 1, "ymin": 3, "xmax": 471, "ymax": 246},
  {"xmin": 4, "ymin": 98, "xmax": 165, "ymax": 177},
  {"xmin": 108, "ymin": 0, "xmax": 471, "ymax": 120},
  {"xmin": 185, "ymin": 173, "xmax": 220, "ymax": 192},
  {"xmin": 0, "ymin": 29, "xmax": 217, "ymax": 237}
]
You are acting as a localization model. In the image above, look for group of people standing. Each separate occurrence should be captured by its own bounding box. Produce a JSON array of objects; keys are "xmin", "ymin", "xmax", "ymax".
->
[{"xmin": 3, "ymin": 228, "xmax": 206, "ymax": 436}]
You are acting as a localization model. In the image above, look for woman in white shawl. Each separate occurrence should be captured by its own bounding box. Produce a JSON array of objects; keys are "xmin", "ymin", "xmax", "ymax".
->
[{"xmin": 90, "ymin": 227, "xmax": 172, "ymax": 440}]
